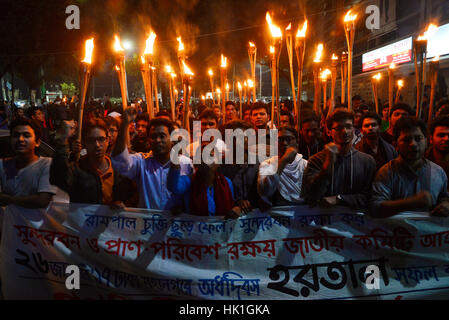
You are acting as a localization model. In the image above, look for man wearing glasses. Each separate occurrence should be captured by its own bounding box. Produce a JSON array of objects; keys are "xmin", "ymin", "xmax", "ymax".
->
[
  {"xmin": 258, "ymin": 126, "xmax": 308, "ymax": 207},
  {"xmin": 370, "ymin": 117, "xmax": 449, "ymax": 218},
  {"xmin": 301, "ymin": 108, "xmax": 376, "ymax": 210}
]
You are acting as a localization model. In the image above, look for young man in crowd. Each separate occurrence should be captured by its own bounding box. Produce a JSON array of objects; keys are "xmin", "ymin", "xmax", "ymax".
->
[
  {"xmin": 131, "ymin": 113, "xmax": 151, "ymax": 153},
  {"xmin": 370, "ymin": 117, "xmax": 449, "ymax": 218},
  {"xmin": 225, "ymin": 101, "xmax": 238, "ymax": 123},
  {"xmin": 258, "ymin": 126, "xmax": 308, "ymax": 207},
  {"xmin": 301, "ymin": 108, "xmax": 377, "ymax": 209},
  {"xmin": 0, "ymin": 117, "xmax": 56, "ymax": 208},
  {"xmin": 212, "ymin": 105, "xmax": 223, "ymax": 126},
  {"xmin": 28, "ymin": 107, "xmax": 50, "ymax": 144},
  {"xmin": 381, "ymin": 103, "xmax": 413, "ymax": 145},
  {"xmin": 112, "ymin": 108, "xmax": 193, "ymax": 210},
  {"xmin": 426, "ymin": 116, "xmax": 449, "ymax": 179},
  {"xmin": 355, "ymin": 112, "xmax": 397, "ymax": 171},
  {"xmin": 50, "ymin": 118, "xmax": 132, "ymax": 206},
  {"xmin": 250, "ymin": 102, "xmax": 271, "ymax": 132},
  {"xmin": 298, "ymin": 112, "xmax": 325, "ymax": 160},
  {"xmin": 279, "ymin": 111, "xmax": 294, "ymax": 128},
  {"xmin": 188, "ymin": 109, "xmax": 226, "ymax": 158}
]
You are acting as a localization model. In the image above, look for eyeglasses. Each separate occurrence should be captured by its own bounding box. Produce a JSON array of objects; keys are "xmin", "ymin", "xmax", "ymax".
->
[{"xmin": 331, "ymin": 124, "xmax": 353, "ymax": 131}]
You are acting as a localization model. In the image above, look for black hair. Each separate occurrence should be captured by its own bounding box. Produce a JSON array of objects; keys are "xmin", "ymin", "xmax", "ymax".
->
[
  {"xmin": 199, "ymin": 109, "xmax": 218, "ymax": 122},
  {"xmin": 326, "ymin": 108, "xmax": 354, "ymax": 130},
  {"xmin": 250, "ymin": 102, "xmax": 269, "ymax": 115},
  {"xmin": 156, "ymin": 110, "xmax": 171, "ymax": 118},
  {"xmin": 280, "ymin": 110, "xmax": 294, "ymax": 126},
  {"xmin": 225, "ymin": 101, "xmax": 236, "ymax": 108},
  {"xmin": 394, "ymin": 116, "xmax": 428, "ymax": 141},
  {"xmin": 10, "ymin": 117, "xmax": 42, "ymax": 142},
  {"xmin": 430, "ymin": 116, "xmax": 449, "ymax": 135},
  {"xmin": 135, "ymin": 113, "xmax": 150, "ymax": 123},
  {"xmin": 223, "ymin": 119, "xmax": 253, "ymax": 131},
  {"xmin": 390, "ymin": 103, "xmax": 413, "ymax": 117},
  {"xmin": 82, "ymin": 118, "xmax": 109, "ymax": 141},
  {"xmin": 279, "ymin": 125, "xmax": 298, "ymax": 140},
  {"xmin": 148, "ymin": 117, "xmax": 175, "ymax": 134},
  {"xmin": 104, "ymin": 116, "xmax": 121, "ymax": 129},
  {"xmin": 27, "ymin": 106, "xmax": 43, "ymax": 118},
  {"xmin": 300, "ymin": 111, "xmax": 319, "ymax": 125},
  {"xmin": 360, "ymin": 112, "xmax": 382, "ymax": 127}
]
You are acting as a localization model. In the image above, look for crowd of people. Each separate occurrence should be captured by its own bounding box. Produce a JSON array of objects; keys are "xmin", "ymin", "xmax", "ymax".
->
[{"xmin": 1, "ymin": 92, "xmax": 449, "ymax": 220}]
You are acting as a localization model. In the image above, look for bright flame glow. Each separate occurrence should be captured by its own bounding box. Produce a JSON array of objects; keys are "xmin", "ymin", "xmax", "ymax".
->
[
  {"xmin": 270, "ymin": 46, "xmax": 275, "ymax": 54},
  {"xmin": 266, "ymin": 12, "xmax": 282, "ymax": 38},
  {"xmin": 143, "ymin": 31, "xmax": 157, "ymax": 55},
  {"xmin": 332, "ymin": 54, "xmax": 338, "ymax": 60},
  {"xmin": 237, "ymin": 82, "xmax": 242, "ymax": 90},
  {"xmin": 165, "ymin": 65, "xmax": 173, "ymax": 73},
  {"xmin": 247, "ymin": 79, "xmax": 254, "ymax": 88},
  {"xmin": 286, "ymin": 23, "xmax": 292, "ymax": 31},
  {"xmin": 314, "ymin": 44, "xmax": 324, "ymax": 63},
  {"xmin": 171, "ymin": 73, "xmax": 176, "ymax": 78},
  {"xmin": 226, "ymin": 83, "xmax": 230, "ymax": 90},
  {"xmin": 81, "ymin": 38, "xmax": 94, "ymax": 64},
  {"xmin": 177, "ymin": 37, "xmax": 184, "ymax": 52},
  {"xmin": 115, "ymin": 65, "xmax": 120, "ymax": 71},
  {"xmin": 433, "ymin": 55, "xmax": 440, "ymax": 62},
  {"xmin": 113, "ymin": 35, "xmax": 124, "ymax": 52},
  {"xmin": 216, "ymin": 88, "xmax": 221, "ymax": 93},
  {"xmin": 389, "ymin": 63, "xmax": 396, "ymax": 69},
  {"xmin": 201, "ymin": 95, "xmax": 205, "ymax": 100},
  {"xmin": 141, "ymin": 55, "xmax": 145, "ymax": 64},
  {"xmin": 221, "ymin": 54, "xmax": 227, "ymax": 68},
  {"xmin": 321, "ymin": 69, "xmax": 331, "ymax": 80},
  {"xmin": 249, "ymin": 42, "xmax": 255, "ymax": 47},
  {"xmin": 182, "ymin": 60, "xmax": 194, "ymax": 76},
  {"xmin": 244, "ymin": 81, "xmax": 247, "ymax": 87},
  {"xmin": 372, "ymin": 73, "xmax": 382, "ymax": 81},
  {"xmin": 418, "ymin": 24, "xmax": 438, "ymax": 41},
  {"xmin": 296, "ymin": 20, "xmax": 308, "ymax": 38},
  {"xmin": 208, "ymin": 68, "xmax": 213, "ymax": 76},
  {"xmin": 344, "ymin": 10, "xmax": 358, "ymax": 23},
  {"xmin": 397, "ymin": 79, "xmax": 404, "ymax": 88}
]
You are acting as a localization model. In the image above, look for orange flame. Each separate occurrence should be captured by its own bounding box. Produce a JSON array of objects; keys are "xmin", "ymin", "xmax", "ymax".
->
[
  {"xmin": 389, "ymin": 63, "xmax": 396, "ymax": 69},
  {"xmin": 344, "ymin": 10, "xmax": 357, "ymax": 23},
  {"xmin": 182, "ymin": 60, "xmax": 194, "ymax": 76},
  {"xmin": 201, "ymin": 95, "xmax": 205, "ymax": 100},
  {"xmin": 296, "ymin": 20, "xmax": 308, "ymax": 38},
  {"xmin": 141, "ymin": 55, "xmax": 145, "ymax": 64},
  {"xmin": 372, "ymin": 73, "xmax": 382, "ymax": 81},
  {"xmin": 321, "ymin": 69, "xmax": 331, "ymax": 80},
  {"xmin": 397, "ymin": 79, "xmax": 404, "ymax": 87},
  {"xmin": 221, "ymin": 54, "xmax": 227, "ymax": 68},
  {"xmin": 216, "ymin": 87, "xmax": 221, "ymax": 94},
  {"xmin": 226, "ymin": 83, "xmax": 230, "ymax": 90},
  {"xmin": 433, "ymin": 55, "xmax": 440, "ymax": 62},
  {"xmin": 249, "ymin": 42, "xmax": 255, "ymax": 47},
  {"xmin": 177, "ymin": 37, "xmax": 184, "ymax": 52},
  {"xmin": 247, "ymin": 79, "xmax": 254, "ymax": 88},
  {"xmin": 208, "ymin": 68, "xmax": 213, "ymax": 76},
  {"xmin": 171, "ymin": 73, "xmax": 177, "ymax": 78},
  {"xmin": 143, "ymin": 31, "xmax": 157, "ymax": 55},
  {"xmin": 266, "ymin": 12, "xmax": 282, "ymax": 39},
  {"xmin": 165, "ymin": 65, "xmax": 173, "ymax": 73},
  {"xmin": 417, "ymin": 24, "xmax": 438, "ymax": 41},
  {"xmin": 113, "ymin": 35, "xmax": 124, "ymax": 52},
  {"xmin": 115, "ymin": 65, "xmax": 120, "ymax": 71},
  {"xmin": 237, "ymin": 82, "xmax": 242, "ymax": 90},
  {"xmin": 314, "ymin": 44, "xmax": 324, "ymax": 63},
  {"xmin": 270, "ymin": 46, "xmax": 275, "ymax": 54},
  {"xmin": 81, "ymin": 38, "xmax": 94, "ymax": 64},
  {"xmin": 286, "ymin": 23, "xmax": 292, "ymax": 31},
  {"xmin": 332, "ymin": 54, "xmax": 338, "ymax": 60},
  {"xmin": 243, "ymin": 81, "xmax": 247, "ymax": 87}
]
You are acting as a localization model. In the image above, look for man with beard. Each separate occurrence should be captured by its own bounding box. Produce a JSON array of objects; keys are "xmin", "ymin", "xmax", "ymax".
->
[
  {"xmin": 298, "ymin": 112, "xmax": 324, "ymax": 160},
  {"xmin": 301, "ymin": 108, "xmax": 376, "ymax": 209},
  {"xmin": 426, "ymin": 116, "xmax": 449, "ymax": 179},
  {"xmin": 381, "ymin": 103, "xmax": 413, "ymax": 145},
  {"xmin": 355, "ymin": 112, "xmax": 397, "ymax": 171},
  {"xmin": 258, "ymin": 126, "xmax": 308, "ymax": 206},
  {"xmin": 370, "ymin": 117, "xmax": 449, "ymax": 218},
  {"xmin": 0, "ymin": 117, "xmax": 56, "ymax": 208},
  {"xmin": 131, "ymin": 113, "xmax": 151, "ymax": 153},
  {"xmin": 50, "ymin": 118, "xmax": 131, "ymax": 206},
  {"xmin": 112, "ymin": 107, "xmax": 193, "ymax": 210}
]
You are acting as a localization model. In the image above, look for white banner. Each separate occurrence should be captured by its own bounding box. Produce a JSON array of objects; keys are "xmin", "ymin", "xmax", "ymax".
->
[{"xmin": 1, "ymin": 203, "xmax": 449, "ymax": 300}]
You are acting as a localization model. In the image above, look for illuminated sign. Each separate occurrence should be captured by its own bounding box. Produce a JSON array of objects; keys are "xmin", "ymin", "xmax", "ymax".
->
[
  {"xmin": 362, "ymin": 37, "xmax": 412, "ymax": 72},
  {"xmin": 427, "ymin": 23, "xmax": 449, "ymax": 58}
]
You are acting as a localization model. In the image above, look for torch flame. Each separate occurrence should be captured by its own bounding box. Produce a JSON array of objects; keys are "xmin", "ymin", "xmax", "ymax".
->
[
  {"xmin": 182, "ymin": 60, "xmax": 194, "ymax": 76},
  {"xmin": 321, "ymin": 69, "xmax": 331, "ymax": 80},
  {"xmin": 208, "ymin": 68, "xmax": 213, "ymax": 76},
  {"xmin": 177, "ymin": 37, "xmax": 184, "ymax": 52},
  {"xmin": 171, "ymin": 73, "xmax": 177, "ymax": 78},
  {"xmin": 141, "ymin": 55, "xmax": 145, "ymax": 64},
  {"xmin": 332, "ymin": 54, "xmax": 338, "ymax": 60},
  {"xmin": 243, "ymin": 81, "xmax": 247, "ymax": 87},
  {"xmin": 433, "ymin": 55, "xmax": 440, "ymax": 62},
  {"xmin": 165, "ymin": 65, "xmax": 173, "ymax": 73},
  {"xmin": 247, "ymin": 79, "xmax": 254, "ymax": 88},
  {"xmin": 314, "ymin": 43, "xmax": 324, "ymax": 63},
  {"xmin": 286, "ymin": 23, "xmax": 292, "ymax": 31},
  {"xmin": 143, "ymin": 31, "xmax": 157, "ymax": 55},
  {"xmin": 296, "ymin": 20, "xmax": 308, "ymax": 38},
  {"xmin": 344, "ymin": 10, "xmax": 358, "ymax": 23},
  {"xmin": 81, "ymin": 38, "xmax": 94, "ymax": 64},
  {"xmin": 226, "ymin": 83, "xmax": 230, "ymax": 90},
  {"xmin": 221, "ymin": 54, "xmax": 227, "ymax": 68},
  {"xmin": 270, "ymin": 46, "xmax": 275, "ymax": 54},
  {"xmin": 397, "ymin": 79, "xmax": 404, "ymax": 88},
  {"xmin": 249, "ymin": 42, "xmax": 255, "ymax": 47},
  {"xmin": 372, "ymin": 73, "xmax": 382, "ymax": 81},
  {"xmin": 417, "ymin": 24, "xmax": 438, "ymax": 41},
  {"xmin": 266, "ymin": 12, "xmax": 282, "ymax": 39},
  {"xmin": 113, "ymin": 35, "xmax": 124, "ymax": 52},
  {"xmin": 115, "ymin": 65, "xmax": 120, "ymax": 71},
  {"xmin": 201, "ymin": 95, "xmax": 205, "ymax": 100},
  {"xmin": 389, "ymin": 63, "xmax": 396, "ymax": 69},
  {"xmin": 237, "ymin": 82, "xmax": 242, "ymax": 89},
  {"xmin": 217, "ymin": 88, "xmax": 221, "ymax": 94}
]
